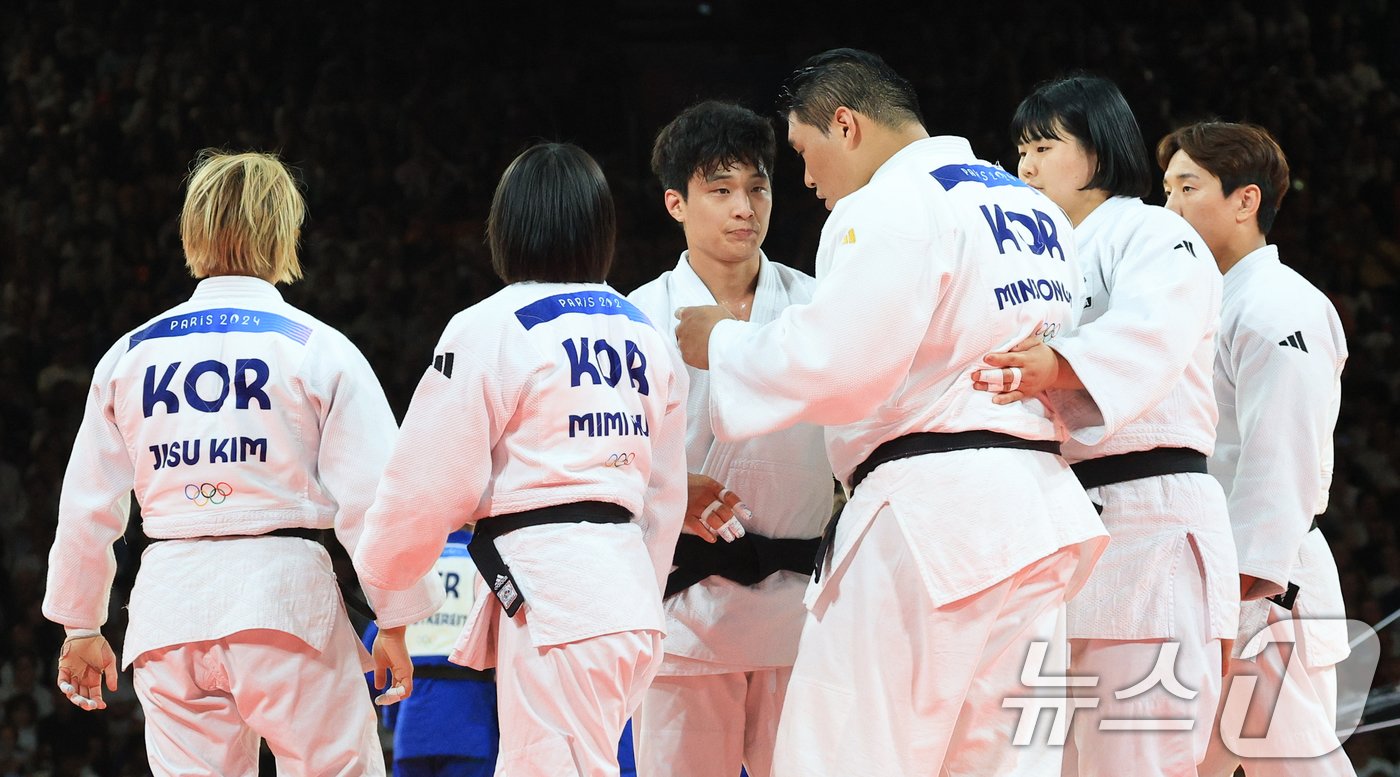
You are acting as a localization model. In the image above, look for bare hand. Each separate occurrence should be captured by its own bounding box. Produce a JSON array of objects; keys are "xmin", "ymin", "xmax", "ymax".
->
[
  {"xmin": 674, "ymin": 305, "xmax": 733, "ymax": 370},
  {"xmin": 683, "ymin": 473, "xmax": 750, "ymax": 544},
  {"xmin": 372, "ymin": 625, "xmax": 413, "ymax": 706},
  {"xmin": 57, "ymin": 634, "xmax": 118, "ymax": 711},
  {"xmin": 972, "ymin": 333, "xmax": 1059, "ymax": 404}
]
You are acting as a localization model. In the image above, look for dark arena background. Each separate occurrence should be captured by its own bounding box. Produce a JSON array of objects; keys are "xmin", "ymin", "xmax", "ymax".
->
[{"xmin": 3, "ymin": 1, "xmax": 1400, "ymax": 773}]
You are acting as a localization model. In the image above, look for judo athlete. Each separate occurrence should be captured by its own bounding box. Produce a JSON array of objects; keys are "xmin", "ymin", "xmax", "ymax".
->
[
  {"xmin": 975, "ymin": 76, "xmax": 1240, "ymax": 775},
  {"xmin": 1159, "ymin": 121, "xmax": 1355, "ymax": 776},
  {"xmin": 674, "ymin": 49, "xmax": 1108, "ymax": 776},
  {"xmin": 627, "ymin": 100, "xmax": 833, "ymax": 777},
  {"xmin": 353, "ymin": 143, "xmax": 688, "ymax": 777},
  {"xmin": 42, "ymin": 150, "xmax": 444, "ymax": 776}
]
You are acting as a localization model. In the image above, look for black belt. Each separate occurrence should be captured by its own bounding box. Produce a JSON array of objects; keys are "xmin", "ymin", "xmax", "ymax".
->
[
  {"xmin": 815, "ymin": 431, "xmax": 1063, "ymax": 582},
  {"xmin": 848, "ymin": 430, "xmax": 1062, "ymax": 492},
  {"xmin": 665, "ymin": 533, "xmax": 820, "ymax": 598},
  {"xmin": 146, "ymin": 526, "xmax": 328, "ymax": 543},
  {"xmin": 146, "ymin": 527, "xmax": 376, "ymax": 623},
  {"xmin": 1070, "ymin": 447, "xmax": 1208, "ymax": 490},
  {"xmin": 468, "ymin": 501, "xmax": 632, "ymax": 617}
]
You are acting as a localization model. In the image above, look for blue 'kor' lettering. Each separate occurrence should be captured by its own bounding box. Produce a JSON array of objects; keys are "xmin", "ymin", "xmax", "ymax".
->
[
  {"xmin": 979, "ymin": 205, "xmax": 1066, "ymax": 261},
  {"xmin": 563, "ymin": 339, "xmax": 651, "ymax": 396},
  {"xmin": 142, "ymin": 358, "xmax": 274, "ymax": 417}
]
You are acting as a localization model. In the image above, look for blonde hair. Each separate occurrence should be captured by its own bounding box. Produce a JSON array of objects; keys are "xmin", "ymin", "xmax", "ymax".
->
[{"xmin": 180, "ymin": 150, "xmax": 305, "ymax": 283}]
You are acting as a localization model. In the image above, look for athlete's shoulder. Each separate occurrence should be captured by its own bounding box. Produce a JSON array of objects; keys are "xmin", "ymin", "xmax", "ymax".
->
[
  {"xmin": 1231, "ymin": 258, "xmax": 1336, "ymax": 329},
  {"xmin": 1093, "ymin": 198, "xmax": 1217, "ymax": 268},
  {"xmin": 626, "ymin": 271, "xmax": 674, "ymax": 314}
]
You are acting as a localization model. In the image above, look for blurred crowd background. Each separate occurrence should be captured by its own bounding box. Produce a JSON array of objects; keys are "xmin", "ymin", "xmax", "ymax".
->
[{"xmin": 2, "ymin": 1, "xmax": 1399, "ymax": 773}]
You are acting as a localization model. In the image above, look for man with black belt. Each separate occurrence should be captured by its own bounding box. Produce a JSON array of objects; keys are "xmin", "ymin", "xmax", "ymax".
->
[
  {"xmin": 628, "ymin": 100, "xmax": 833, "ymax": 777},
  {"xmin": 674, "ymin": 49, "xmax": 1107, "ymax": 776},
  {"xmin": 42, "ymin": 151, "xmax": 443, "ymax": 775},
  {"xmin": 1161, "ymin": 122, "xmax": 1355, "ymax": 776}
]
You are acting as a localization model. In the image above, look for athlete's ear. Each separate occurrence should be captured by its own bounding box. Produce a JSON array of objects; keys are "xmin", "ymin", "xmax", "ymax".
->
[
  {"xmin": 1236, "ymin": 183, "xmax": 1262, "ymax": 226},
  {"xmin": 833, "ymin": 107, "xmax": 858, "ymax": 148},
  {"xmin": 664, "ymin": 189, "xmax": 686, "ymax": 223}
]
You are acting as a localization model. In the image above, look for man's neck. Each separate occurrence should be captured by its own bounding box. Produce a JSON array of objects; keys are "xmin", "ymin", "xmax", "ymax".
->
[
  {"xmin": 688, "ymin": 252, "xmax": 760, "ymax": 300},
  {"xmin": 1217, "ymin": 232, "xmax": 1268, "ymax": 275},
  {"xmin": 862, "ymin": 123, "xmax": 932, "ymax": 178}
]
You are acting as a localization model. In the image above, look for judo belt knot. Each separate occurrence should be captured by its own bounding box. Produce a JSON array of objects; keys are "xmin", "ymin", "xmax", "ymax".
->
[{"xmin": 665, "ymin": 532, "xmax": 820, "ymax": 598}]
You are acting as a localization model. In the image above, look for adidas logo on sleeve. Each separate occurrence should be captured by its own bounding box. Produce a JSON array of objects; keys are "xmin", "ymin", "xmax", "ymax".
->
[{"xmin": 1278, "ymin": 331, "xmax": 1308, "ymax": 352}]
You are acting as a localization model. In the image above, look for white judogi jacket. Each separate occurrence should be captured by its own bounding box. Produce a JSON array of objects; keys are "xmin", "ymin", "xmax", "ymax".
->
[
  {"xmin": 1047, "ymin": 196, "xmax": 1239, "ymax": 640},
  {"xmin": 1211, "ymin": 245, "xmax": 1350, "ymax": 666},
  {"xmin": 629, "ymin": 253, "xmax": 832, "ymax": 671},
  {"xmin": 353, "ymin": 282, "xmax": 688, "ymax": 669},
  {"xmin": 42, "ymin": 276, "xmax": 443, "ymax": 667},
  {"xmin": 705, "ymin": 136, "xmax": 1108, "ymax": 609}
]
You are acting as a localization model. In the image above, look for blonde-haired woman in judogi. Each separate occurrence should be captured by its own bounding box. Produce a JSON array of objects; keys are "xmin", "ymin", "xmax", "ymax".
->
[{"xmin": 44, "ymin": 150, "xmax": 443, "ymax": 776}]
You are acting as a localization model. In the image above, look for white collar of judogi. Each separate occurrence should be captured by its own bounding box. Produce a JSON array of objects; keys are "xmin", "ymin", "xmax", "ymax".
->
[
  {"xmin": 669, "ymin": 250, "xmax": 779, "ymax": 322},
  {"xmin": 1223, "ymin": 244, "xmax": 1280, "ymax": 292}
]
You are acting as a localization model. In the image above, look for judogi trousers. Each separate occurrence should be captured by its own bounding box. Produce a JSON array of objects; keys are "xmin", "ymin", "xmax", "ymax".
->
[
  {"xmin": 132, "ymin": 615, "xmax": 383, "ymax": 777},
  {"xmin": 1197, "ymin": 609, "xmax": 1356, "ymax": 776},
  {"xmin": 493, "ymin": 606, "xmax": 662, "ymax": 776},
  {"xmin": 633, "ymin": 666, "xmax": 792, "ymax": 777},
  {"xmin": 771, "ymin": 505, "xmax": 1085, "ymax": 776},
  {"xmin": 1063, "ymin": 546, "xmax": 1222, "ymax": 777}
]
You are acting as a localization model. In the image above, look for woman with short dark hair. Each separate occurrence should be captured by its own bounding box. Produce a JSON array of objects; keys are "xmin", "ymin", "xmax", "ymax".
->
[
  {"xmin": 975, "ymin": 76, "xmax": 1241, "ymax": 775},
  {"xmin": 354, "ymin": 142, "xmax": 688, "ymax": 776}
]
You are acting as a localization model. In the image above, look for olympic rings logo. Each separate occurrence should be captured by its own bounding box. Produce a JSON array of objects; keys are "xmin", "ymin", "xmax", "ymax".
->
[
  {"xmin": 183, "ymin": 482, "xmax": 233, "ymax": 507},
  {"xmin": 604, "ymin": 452, "xmax": 635, "ymax": 468}
]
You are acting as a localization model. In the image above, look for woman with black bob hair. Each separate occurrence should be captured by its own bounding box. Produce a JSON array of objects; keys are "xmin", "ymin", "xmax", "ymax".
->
[
  {"xmin": 354, "ymin": 142, "xmax": 688, "ymax": 776},
  {"xmin": 488, "ymin": 143, "xmax": 618, "ymax": 283},
  {"xmin": 1009, "ymin": 74, "xmax": 1153, "ymax": 223},
  {"xmin": 973, "ymin": 76, "xmax": 1240, "ymax": 775}
]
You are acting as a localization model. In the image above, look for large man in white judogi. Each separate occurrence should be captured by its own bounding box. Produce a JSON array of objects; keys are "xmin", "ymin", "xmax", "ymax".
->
[{"xmin": 675, "ymin": 49, "xmax": 1107, "ymax": 777}]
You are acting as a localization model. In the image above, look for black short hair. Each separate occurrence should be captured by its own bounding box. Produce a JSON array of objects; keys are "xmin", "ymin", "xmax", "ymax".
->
[
  {"xmin": 1010, "ymin": 75, "xmax": 1153, "ymax": 199},
  {"xmin": 778, "ymin": 48, "xmax": 924, "ymax": 134},
  {"xmin": 487, "ymin": 143, "xmax": 616, "ymax": 284},
  {"xmin": 651, "ymin": 101, "xmax": 776, "ymax": 198}
]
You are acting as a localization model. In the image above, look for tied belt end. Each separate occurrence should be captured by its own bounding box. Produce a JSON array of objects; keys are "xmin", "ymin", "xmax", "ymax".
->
[{"xmin": 468, "ymin": 501, "xmax": 632, "ymax": 617}]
